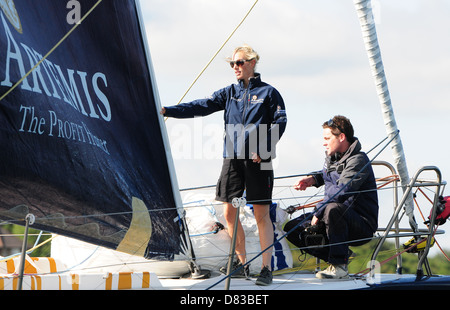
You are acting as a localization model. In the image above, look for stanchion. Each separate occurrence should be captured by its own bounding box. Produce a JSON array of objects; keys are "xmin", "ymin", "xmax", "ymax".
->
[
  {"xmin": 18, "ymin": 213, "xmax": 35, "ymax": 291},
  {"xmin": 224, "ymin": 197, "xmax": 246, "ymax": 290}
]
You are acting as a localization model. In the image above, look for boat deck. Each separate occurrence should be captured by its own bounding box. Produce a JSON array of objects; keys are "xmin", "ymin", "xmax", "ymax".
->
[{"xmin": 156, "ymin": 271, "xmax": 445, "ymax": 290}]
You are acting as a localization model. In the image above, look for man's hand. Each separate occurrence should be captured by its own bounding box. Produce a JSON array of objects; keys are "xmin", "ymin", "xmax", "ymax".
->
[{"xmin": 293, "ymin": 176, "xmax": 315, "ymax": 191}]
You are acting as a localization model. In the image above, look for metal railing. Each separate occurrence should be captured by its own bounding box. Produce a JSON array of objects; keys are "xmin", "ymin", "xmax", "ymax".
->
[{"xmin": 369, "ymin": 164, "xmax": 446, "ymax": 279}]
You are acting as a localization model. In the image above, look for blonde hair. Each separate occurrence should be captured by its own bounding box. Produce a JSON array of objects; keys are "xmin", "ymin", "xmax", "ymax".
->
[{"xmin": 229, "ymin": 44, "xmax": 260, "ymax": 64}]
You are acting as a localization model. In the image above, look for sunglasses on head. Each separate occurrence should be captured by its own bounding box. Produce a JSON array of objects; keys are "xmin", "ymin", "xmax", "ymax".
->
[
  {"xmin": 229, "ymin": 59, "xmax": 252, "ymax": 68},
  {"xmin": 326, "ymin": 119, "xmax": 345, "ymax": 134}
]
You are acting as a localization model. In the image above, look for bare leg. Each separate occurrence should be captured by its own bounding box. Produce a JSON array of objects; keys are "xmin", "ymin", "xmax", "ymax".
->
[
  {"xmin": 223, "ymin": 202, "xmax": 246, "ymax": 264},
  {"xmin": 253, "ymin": 204, "xmax": 273, "ymax": 270}
]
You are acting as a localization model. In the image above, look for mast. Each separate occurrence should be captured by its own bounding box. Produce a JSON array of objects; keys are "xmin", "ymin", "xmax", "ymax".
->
[{"xmin": 353, "ymin": 0, "xmax": 417, "ymax": 231}]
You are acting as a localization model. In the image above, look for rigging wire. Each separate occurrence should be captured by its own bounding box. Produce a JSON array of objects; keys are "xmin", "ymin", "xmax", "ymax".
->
[
  {"xmin": 354, "ymin": 227, "xmax": 438, "ymax": 277},
  {"xmin": 164, "ymin": 0, "xmax": 259, "ymax": 121},
  {"xmin": 0, "ymin": 132, "xmax": 402, "ymax": 269},
  {"xmin": 0, "ymin": 163, "xmax": 414, "ymax": 273},
  {"xmin": 205, "ymin": 130, "xmax": 401, "ymax": 289},
  {"xmin": 413, "ymin": 188, "xmax": 450, "ymax": 262},
  {"xmin": 0, "ymin": 0, "xmax": 444, "ymax": 277},
  {"xmin": 0, "ymin": 0, "xmax": 262, "ymax": 283},
  {"xmin": 0, "ymin": 3, "xmax": 445, "ymax": 287},
  {"xmin": 0, "ymin": 0, "xmax": 104, "ymax": 102},
  {"xmin": 3, "ymin": 179, "xmax": 445, "ymax": 281},
  {"xmin": 0, "ymin": 235, "xmax": 56, "ymax": 264}
]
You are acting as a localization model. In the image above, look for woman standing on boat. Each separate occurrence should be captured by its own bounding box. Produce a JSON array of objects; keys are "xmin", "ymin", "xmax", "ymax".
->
[{"xmin": 161, "ymin": 45, "xmax": 287, "ymax": 286}]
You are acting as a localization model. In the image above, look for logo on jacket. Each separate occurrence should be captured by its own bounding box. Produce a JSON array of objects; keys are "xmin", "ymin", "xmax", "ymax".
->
[
  {"xmin": 0, "ymin": 0, "xmax": 21, "ymax": 33},
  {"xmin": 251, "ymin": 95, "xmax": 264, "ymax": 104}
]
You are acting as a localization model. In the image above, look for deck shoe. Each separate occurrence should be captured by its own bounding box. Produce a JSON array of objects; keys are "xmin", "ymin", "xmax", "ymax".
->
[
  {"xmin": 316, "ymin": 264, "xmax": 349, "ymax": 279},
  {"xmin": 255, "ymin": 266, "xmax": 273, "ymax": 286},
  {"xmin": 220, "ymin": 260, "xmax": 249, "ymax": 278}
]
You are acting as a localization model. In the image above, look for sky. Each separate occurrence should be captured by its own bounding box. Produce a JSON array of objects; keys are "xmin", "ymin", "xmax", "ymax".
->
[{"xmin": 139, "ymin": 0, "xmax": 450, "ymax": 255}]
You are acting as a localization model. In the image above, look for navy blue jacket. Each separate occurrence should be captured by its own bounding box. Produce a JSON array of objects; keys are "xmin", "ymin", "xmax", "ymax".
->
[
  {"xmin": 313, "ymin": 139, "xmax": 379, "ymax": 232},
  {"xmin": 164, "ymin": 74, "xmax": 287, "ymax": 160}
]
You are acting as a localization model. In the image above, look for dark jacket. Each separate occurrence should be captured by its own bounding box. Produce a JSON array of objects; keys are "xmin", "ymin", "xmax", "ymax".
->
[
  {"xmin": 164, "ymin": 74, "xmax": 287, "ymax": 160},
  {"xmin": 313, "ymin": 139, "xmax": 379, "ymax": 232}
]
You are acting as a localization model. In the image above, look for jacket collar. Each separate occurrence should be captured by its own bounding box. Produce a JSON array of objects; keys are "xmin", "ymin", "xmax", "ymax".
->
[
  {"xmin": 328, "ymin": 138, "xmax": 361, "ymax": 164},
  {"xmin": 238, "ymin": 73, "xmax": 262, "ymax": 89}
]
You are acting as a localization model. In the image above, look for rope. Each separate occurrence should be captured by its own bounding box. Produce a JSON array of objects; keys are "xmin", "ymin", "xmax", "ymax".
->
[
  {"xmin": 413, "ymin": 188, "xmax": 450, "ymax": 262},
  {"xmin": 0, "ymin": 235, "xmax": 57, "ymax": 263},
  {"xmin": 285, "ymin": 175, "xmax": 399, "ymax": 214},
  {"xmin": 164, "ymin": 0, "xmax": 259, "ymax": 121},
  {"xmin": 354, "ymin": 227, "xmax": 438, "ymax": 277},
  {"xmin": 0, "ymin": 0, "xmax": 103, "ymax": 102}
]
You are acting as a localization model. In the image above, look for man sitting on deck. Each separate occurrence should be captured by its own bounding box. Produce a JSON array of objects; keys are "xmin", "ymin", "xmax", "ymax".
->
[{"xmin": 285, "ymin": 115, "xmax": 379, "ymax": 279}]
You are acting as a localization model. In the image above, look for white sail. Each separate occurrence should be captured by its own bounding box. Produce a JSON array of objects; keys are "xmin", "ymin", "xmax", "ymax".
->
[{"xmin": 353, "ymin": 0, "xmax": 416, "ymax": 230}]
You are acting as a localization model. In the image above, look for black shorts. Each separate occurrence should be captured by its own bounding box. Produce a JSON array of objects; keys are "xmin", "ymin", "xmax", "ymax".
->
[{"xmin": 215, "ymin": 158, "xmax": 274, "ymax": 205}]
